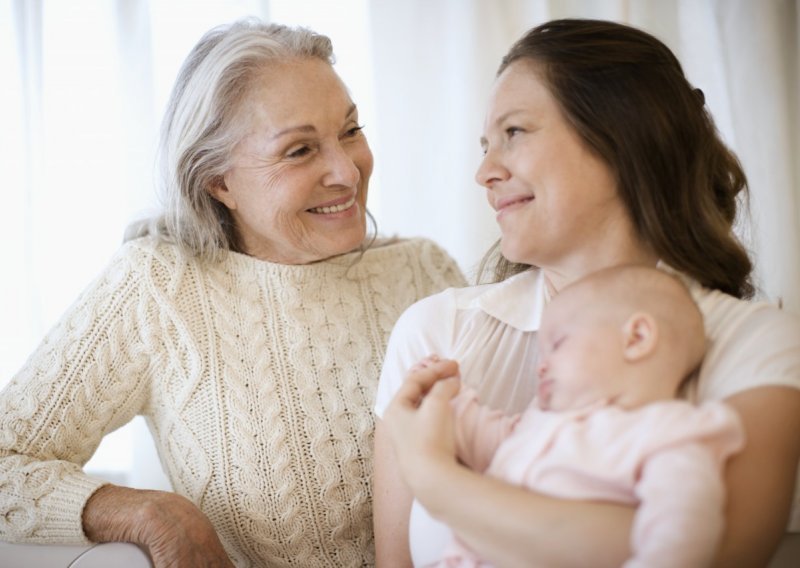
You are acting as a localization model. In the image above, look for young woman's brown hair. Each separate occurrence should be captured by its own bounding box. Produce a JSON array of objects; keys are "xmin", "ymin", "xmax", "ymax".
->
[{"xmin": 481, "ymin": 18, "xmax": 754, "ymax": 299}]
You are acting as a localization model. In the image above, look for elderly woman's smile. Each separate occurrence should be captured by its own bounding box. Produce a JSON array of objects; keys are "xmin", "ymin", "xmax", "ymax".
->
[{"xmin": 306, "ymin": 192, "xmax": 358, "ymax": 215}]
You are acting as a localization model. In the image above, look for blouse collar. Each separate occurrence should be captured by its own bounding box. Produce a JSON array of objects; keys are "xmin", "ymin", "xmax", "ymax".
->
[
  {"xmin": 470, "ymin": 264, "xmax": 699, "ymax": 334},
  {"xmin": 473, "ymin": 268, "xmax": 546, "ymax": 332}
]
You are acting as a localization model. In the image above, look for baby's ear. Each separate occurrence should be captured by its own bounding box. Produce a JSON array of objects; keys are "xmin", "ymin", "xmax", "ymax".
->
[{"xmin": 621, "ymin": 312, "xmax": 658, "ymax": 361}]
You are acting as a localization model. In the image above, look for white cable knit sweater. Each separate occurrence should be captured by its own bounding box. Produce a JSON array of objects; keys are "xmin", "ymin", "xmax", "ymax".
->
[{"xmin": 0, "ymin": 236, "xmax": 465, "ymax": 567}]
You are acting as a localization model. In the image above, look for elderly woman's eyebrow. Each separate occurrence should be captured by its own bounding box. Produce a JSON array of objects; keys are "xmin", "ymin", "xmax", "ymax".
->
[{"xmin": 270, "ymin": 104, "xmax": 359, "ymax": 141}]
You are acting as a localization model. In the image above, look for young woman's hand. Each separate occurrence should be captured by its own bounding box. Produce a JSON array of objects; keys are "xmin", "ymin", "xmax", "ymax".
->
[
  {"xmin": 83, "ymin": 485, "xmax": 235, "ymax": 568},
  {"xmin": 382, "ymin": 357, "xmax": 462, "ymax": 495}
]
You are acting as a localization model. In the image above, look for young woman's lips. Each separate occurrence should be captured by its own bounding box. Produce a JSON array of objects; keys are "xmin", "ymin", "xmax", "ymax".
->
[{"xmin": 495, "ymin": 194, "xmax": 534, "ymax": 219}]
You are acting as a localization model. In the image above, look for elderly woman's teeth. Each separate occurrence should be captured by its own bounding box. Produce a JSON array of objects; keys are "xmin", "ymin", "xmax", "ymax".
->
[{"xmin": 309, "ymin": 195, "xmax": 356, "ymax": 214}]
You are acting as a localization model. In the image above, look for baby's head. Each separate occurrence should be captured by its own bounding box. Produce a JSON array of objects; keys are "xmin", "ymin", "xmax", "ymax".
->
[{"xmin": 536, "ymin": 265, "xmax": 706, "ymax": 411}]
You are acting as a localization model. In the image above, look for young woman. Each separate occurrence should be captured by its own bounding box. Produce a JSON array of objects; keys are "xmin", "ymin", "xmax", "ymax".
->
[{"xmin": 374, "ymin": 18, "xmax": 800, "ymax": 567}]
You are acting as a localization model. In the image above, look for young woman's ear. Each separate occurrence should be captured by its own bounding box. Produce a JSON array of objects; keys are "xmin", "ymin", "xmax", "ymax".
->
[
  {"xmin": 621, "ymin": 312, "xmax": 658, "ymax": 361},
  {"xmin": 208, "ymin": 175, "xmax": 236, "ymax": 210}
]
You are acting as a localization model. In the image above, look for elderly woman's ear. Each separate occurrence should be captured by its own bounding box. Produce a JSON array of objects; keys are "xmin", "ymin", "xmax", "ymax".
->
[{"xmin": 208, "ymin": 176, "xmax": 235, "ymax": 209}]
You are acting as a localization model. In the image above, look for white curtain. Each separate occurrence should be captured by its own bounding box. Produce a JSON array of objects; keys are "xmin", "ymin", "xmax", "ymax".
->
[
  {"xmin": 2, "ymin": 0, "xmax": 797, "ymax": 487},
  {"xmin": 370, "ymin": 0, "xmax": 800, "ymax": 309},
  {"xmin": 0, "ymin": 0, "xmax": 277, "ymax": 490}
]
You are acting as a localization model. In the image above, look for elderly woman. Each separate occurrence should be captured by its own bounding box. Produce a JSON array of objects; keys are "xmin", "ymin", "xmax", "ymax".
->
[{"xmin": 0, "ymin": 19, "xmax": 464, "ymax": 567}]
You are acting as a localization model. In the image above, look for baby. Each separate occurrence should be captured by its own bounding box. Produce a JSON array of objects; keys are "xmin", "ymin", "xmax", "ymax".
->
[{"xmin": 397, "ymin": 265, "xmax": 745, "ymax": 567}]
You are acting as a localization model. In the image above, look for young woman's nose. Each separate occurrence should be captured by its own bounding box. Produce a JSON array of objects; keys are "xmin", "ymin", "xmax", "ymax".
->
[{"xmin": 474, "ymin": 147, "xmax": 510, "ymax": 188}]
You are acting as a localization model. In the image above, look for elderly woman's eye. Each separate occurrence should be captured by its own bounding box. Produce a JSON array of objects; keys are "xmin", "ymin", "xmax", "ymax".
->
[
  {"xmin": 287, "ymin": 145, "xmax": 312, "ymax": 158},
  {"xmin": 343, "ymin": 124, "xmax": 365, "ymax": 138}
]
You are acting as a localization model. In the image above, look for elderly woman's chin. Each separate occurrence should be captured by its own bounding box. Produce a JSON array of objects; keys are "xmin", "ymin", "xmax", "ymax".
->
[
  {"xmin": 319, "ymin": 211, "xmax": 369, "ymax": 259},
  {"xmin": 295, "ymin": 202, "xmax": 369, "ymax": 264},
  {"xmin": 298, "ymin": 196, "xmax": 367, "ymax": 263}
]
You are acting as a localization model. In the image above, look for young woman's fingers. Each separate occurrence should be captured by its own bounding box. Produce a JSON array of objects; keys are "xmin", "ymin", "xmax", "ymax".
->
[{"xmin": 423, "ymin": 376, "xmax": 461, "ymax": 405}]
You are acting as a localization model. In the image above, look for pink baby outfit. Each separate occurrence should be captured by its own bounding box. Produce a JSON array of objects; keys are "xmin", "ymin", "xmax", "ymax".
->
[{"xmin": 435, "ymin": 388, "xmax": 745, "ymax": 568}]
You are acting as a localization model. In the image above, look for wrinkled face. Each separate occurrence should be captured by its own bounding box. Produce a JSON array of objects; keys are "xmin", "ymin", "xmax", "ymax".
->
[
  {"xmin": 475, "ymin": 60, "xmax": 628, "ymax": 270},
  {"xmin": 536, "ymin": 289, "xmax": 626, "ymax": 412},
  {"xmin": 214, "ymin": 58, "xmax": 373, "ymax": 264}
]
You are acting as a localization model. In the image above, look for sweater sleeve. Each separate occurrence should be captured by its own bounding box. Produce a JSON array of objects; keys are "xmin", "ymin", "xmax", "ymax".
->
[{"xmin": 0, "ymin": 245, "xmax": 154, "ymax": 544}]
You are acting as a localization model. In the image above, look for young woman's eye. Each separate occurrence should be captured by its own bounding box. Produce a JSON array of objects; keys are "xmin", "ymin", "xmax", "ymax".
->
[
  {"xmin": 506, "ymin": 126, "xmax": 523, "ymax": 138},
  {"xmin": 553, "ymin": 336, "xmax": 565, "ymax": 350}
]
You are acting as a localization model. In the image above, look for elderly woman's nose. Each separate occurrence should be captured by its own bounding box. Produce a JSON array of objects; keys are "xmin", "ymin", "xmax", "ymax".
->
[{"xmin": 323, "ymin": 143, "xmax": 360, "ymax": 187}]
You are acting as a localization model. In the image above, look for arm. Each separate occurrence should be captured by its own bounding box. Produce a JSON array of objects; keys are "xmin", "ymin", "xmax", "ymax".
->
[
  {"xmin": 0, "ymin": 253, "xmax": 150, "ymax": 544},
  {"xmin": 381, "ymin": 358, "xmax": 634, "ymax": 568},
  {"xmin": 451, "ymin": 387, "xmax": 520, "ymax": 473},
  {"xmin": 714, "ymin": 386, "xmax": 800, "ymax": 566},
  {"xmin": 697, "ymin": 302, "xmax": 800, "ymax": 565},
  {"xmin": 83, "ymin": 485, "xmax": 232, "ymax": 567},
  {"xmin": 416, "ymin": 461, "xmax": 633, "ymax": 568},
  {"xmin": 375, "ymin": 358, "xmax": 460, "ymax": 568},
  {"xmin": 0, "ymin": 248, "xmax": 235, "ymax": 567},
  {"xmin": 374, "ymin": 420, "xmax": 414, "ymax": 567},
  {"xmin": 374, "ymin": 294, "xmax": 456, "ymax": 567}
]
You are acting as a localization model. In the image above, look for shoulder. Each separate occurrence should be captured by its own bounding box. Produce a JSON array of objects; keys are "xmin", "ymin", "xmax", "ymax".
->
[
  {"xmin": 390, "ymin": 287, "xmax": 462, "ymax": 340},
  {"xmin": 79, "ymin": 236, "xmax": 175, "ymax": 288},
  {"xmin": 693, "ymin": 286, "xmax": 797, "ymax": 342},
  {"xmin": 383, "ymin": 274, "xmax": 528, "ymax": 370},
  {"xmin": 393, "ymin": 274, "xmax": 508, "ymax": 331},
  {"xmin": 380, "ymin": 282, "xmax": 493, "ymax": 375},
  {"xmin": 109, "ymin": 236, "xmax": 214, "ymax": 298},
  {"xmin": 117, "ymin": 235, "xmax": 187, "ymax": 269},
  {"xmin": 691, "ymin": 286, "xmax": 800, "ymax": 400}
]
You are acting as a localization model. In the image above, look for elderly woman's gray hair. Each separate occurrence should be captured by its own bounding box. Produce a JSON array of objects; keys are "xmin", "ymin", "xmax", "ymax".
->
[{"xmin": 127, "ymin": 19, "xmax": 334, "ymax": 261}]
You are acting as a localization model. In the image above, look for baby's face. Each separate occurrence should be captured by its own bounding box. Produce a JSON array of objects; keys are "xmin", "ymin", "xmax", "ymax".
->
[{"xmin": 536, "ymin": 293, "xmax": 627, "ymax": 411}]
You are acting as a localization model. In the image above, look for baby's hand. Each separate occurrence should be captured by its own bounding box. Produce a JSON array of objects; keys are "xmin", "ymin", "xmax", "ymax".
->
[
  {"xmin": 408, "ymin": 353, "xmax": 444, "ymax": 373},
  {"xmin": 404, "ymin": 355, "xmax": 461, "ymax": 405}
]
